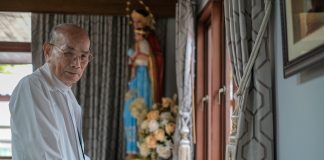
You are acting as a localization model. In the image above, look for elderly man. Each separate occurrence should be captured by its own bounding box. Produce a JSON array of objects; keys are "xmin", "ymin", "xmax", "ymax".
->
[{"xmin": 9, "ymin": 24, "xmax": 92, "ymax": 160}]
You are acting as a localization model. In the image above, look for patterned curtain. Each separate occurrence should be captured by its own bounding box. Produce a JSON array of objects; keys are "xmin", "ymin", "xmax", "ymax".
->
[
  {"xmin": 32, "ymin": 14, "xmax": 130, "ymax": 160},
  {"xmin": 174, "ymin": 0, "xmax": 195, "ymax": 159},
  {"xmin": 224, "ymin": 0, "xmax": 274, "ymax": 160}
]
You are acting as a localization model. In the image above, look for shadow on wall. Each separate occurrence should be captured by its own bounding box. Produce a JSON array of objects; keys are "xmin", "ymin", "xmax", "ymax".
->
[{"xmin": 299, "ymin": 60, "xmax": 324, "ymax": 83}]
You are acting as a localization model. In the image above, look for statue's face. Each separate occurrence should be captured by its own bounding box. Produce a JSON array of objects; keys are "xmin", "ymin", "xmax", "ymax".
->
[{"xmin": 132, "ymin": 17, "xmax": 145, "ymax": 29}]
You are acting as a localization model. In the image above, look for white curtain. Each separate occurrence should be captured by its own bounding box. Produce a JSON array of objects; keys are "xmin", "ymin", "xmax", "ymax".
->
[
  {"xmin": 174, "ymin": 0, "xmax": 196, "ymax": 159},
  {"xmin": 224, "ymin": 0, "xmax": 275, "ymax": 159}
]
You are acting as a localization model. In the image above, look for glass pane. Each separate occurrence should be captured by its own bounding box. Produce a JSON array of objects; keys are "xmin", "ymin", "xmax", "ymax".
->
[
  {"xmin": 0, "ymin": 102, "xmax": 11, "ymax": 157},
  {"xmin": 0, "ymin": 129, "xmax": 11, "ymax": 141},
  {"xmin": 0, "ymin": 12, "xmax": 31, "ymax": 42},
  {"xmin": 0, "ymin": 52, "xmax": 31, "ymax": 64},
  {"xmin": 0, "ymin": 64, "xmax": 32, "ymax": 95},
  {"xmin": 0, "ymin": 136, "xmax": 11, "ymax": 157},
  {"xmin": 0, "ymin": 102, "xmax": 10, "ymax": 126}
]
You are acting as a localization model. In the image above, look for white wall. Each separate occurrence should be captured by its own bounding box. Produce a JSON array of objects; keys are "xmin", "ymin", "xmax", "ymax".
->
[{"xmin": 273, "ymin": 0, "xmax": 324, "ymax": 159}]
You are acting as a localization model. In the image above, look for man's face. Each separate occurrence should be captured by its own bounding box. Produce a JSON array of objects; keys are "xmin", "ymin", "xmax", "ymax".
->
[{"xmin": 45, "ymin": 34, "xmax": 91, "ymax": 86}]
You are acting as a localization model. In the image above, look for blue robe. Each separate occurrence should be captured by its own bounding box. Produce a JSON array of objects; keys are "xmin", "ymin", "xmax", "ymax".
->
[{"xmin": 123, "ymin": 65, "xmax": 153, "ymax": 154}]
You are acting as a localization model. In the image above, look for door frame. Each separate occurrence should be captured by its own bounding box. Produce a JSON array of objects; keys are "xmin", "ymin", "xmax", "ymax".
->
[{"xmin": 196, "ymin": 1, "xmax": 225, "ymax": 160}]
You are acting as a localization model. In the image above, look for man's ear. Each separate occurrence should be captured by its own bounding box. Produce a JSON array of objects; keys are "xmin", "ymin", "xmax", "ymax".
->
[{"xmin": 43, "ymin": 42, "xmax": 52, "ymax": 62}]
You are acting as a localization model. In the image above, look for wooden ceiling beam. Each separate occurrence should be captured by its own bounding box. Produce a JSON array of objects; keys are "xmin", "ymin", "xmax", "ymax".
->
[{"xmin": 0, "ymin": 0, "xmax": 176, "ymax": 17}]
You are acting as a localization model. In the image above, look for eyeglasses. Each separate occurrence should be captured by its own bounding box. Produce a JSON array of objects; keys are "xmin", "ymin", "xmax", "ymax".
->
[{"xmin": 49, "ymin": 43, "xmax": 94, "ymax": 63}]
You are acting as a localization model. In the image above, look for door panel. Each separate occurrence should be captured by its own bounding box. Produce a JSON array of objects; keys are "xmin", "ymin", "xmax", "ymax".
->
[{"xmin": 196, "ymin": 1, "xmax": 224, "ymax": 160}]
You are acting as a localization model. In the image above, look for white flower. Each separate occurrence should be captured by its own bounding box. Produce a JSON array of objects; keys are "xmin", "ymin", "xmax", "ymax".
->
[
  {"xmin": 160, "ymin": 112, "xmax": 172, "ymax": 121},
  {"xmin": 164, "ymin": 139, "xmax": 173, "ymax": 147},
  {"xmin": 140, "ymin": 120, "xmax": 149, "ymax": 130},
  {"xmin": 154, "ymin": 129, "xmax": 165, "ymax": 141},
  {"xmin": 148, "ymin": 120, "xmax": 159, "ymax": 132},
  {"xmin": 156, "ymin": 145, "xmax": 172, "ymax": 159},
  {"xmin": 161, "ymin": 119, "xmax": 169, "ymax": 126},
  {"xmin": 138, "ymin": 143, "xmax": 151, "ymax": 157},
  {"xmin": 163, "ymin": 140, "xmax": 174, "ymax": 149},
  {"xmin": 134, "ymin": 96, "xmax": 178, "ymax": 159}
]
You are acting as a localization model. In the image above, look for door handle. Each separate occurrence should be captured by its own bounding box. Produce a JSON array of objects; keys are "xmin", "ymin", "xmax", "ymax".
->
[
  {"xmin": 218, "ymin": 86, "xmax": 226, "ymax": 104},
  {"xmin": 202, "ymin": 95, "xmax": 209, "ymax": 103}
]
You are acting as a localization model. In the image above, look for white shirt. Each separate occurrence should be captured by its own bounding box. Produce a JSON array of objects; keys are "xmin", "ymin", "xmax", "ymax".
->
[{"xmin": 9, "ymin": 63, "xmax": 90, "ymax": 160}]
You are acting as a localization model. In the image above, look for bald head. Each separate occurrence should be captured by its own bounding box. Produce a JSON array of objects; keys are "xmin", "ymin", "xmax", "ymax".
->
[
  {"xmin": 44, "ymin": 23, "xmax": 91, "ymax": 86},
  {"xmin": 49, "ymin": 24, "xmax": 89, "ymax": 46}
]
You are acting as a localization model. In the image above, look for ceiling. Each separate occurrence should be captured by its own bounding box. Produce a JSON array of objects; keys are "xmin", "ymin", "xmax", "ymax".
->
[{"xmin": 0, "ymin": 0, "xmax": 176, "ymax": 17}]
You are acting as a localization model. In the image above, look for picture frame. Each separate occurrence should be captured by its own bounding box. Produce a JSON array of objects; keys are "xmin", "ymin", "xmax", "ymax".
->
[{"xmin": 281, "ymin": 0, "xmax": 324, "ymax": 78}]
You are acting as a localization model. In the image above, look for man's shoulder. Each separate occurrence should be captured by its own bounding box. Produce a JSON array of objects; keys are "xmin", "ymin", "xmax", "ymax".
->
[
  {"xmin": 9, "ymin": 72, "xmax": 43, "ymax": 105},
  {"xmin": 15, "ymin": 68, "xmax": 47, "ymax": 91},
  {"xmin": 19, "ymin": 70, "xmax": 42, "ymax": 84}
]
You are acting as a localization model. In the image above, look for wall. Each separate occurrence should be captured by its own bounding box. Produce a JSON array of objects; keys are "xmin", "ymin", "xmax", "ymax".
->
[
  {"xmin": 273, "ymin": 0, "xmax": 324, "ymax": 159},
  {"xmin": 153, "ymin": 18, "xmax": 176, "ymax": 98},
  {"xmin": 164, "ymin": 19, "xmax": 177, "ymax": 97}
]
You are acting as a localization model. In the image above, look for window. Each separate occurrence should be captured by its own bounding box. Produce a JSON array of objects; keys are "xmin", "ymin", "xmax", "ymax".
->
[
  {"xmin": 196, "ymin": 1, "xmax": 225, "ymax": 160},
  {"xmin": 0, "ymin": 12, "xmax": 31, "ymax": 158}
]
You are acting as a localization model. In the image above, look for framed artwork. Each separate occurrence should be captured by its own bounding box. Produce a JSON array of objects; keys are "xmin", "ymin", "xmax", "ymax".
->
[{"xmin": 281, "ymin": 0, "xmax": 324, "ymax": 78}]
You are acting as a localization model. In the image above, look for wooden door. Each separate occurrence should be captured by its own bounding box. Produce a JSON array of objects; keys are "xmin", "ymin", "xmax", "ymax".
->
[{"xmin": 196, "ymin": 1, "xmax": 225, "ymax": 160}]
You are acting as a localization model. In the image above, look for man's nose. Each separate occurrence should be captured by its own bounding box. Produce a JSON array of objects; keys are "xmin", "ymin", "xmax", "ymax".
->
[{"xmin": 71, "ymin": 56, "xmax": 81, "ymax": 68}]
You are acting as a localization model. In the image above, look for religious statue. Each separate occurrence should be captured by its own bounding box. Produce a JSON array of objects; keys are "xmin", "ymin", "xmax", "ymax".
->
[
  {"xmin": 130, "ymin": 9, "xmax": 164, "ymax": 102},
  {"xmin": 123, "ymin": 6, "xmax": 165, "ymax": 159}
]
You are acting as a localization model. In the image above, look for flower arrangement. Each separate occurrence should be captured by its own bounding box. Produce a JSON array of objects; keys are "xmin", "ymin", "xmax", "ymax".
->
[{"xmin": 129, "ymin": 96, "xmax": 178, "ymax": 160}]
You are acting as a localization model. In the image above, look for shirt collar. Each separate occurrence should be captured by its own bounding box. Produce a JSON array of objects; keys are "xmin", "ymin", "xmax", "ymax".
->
[{"xmin": 41, "ymin": 63, "xmax": 71, "ymax": 92}]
